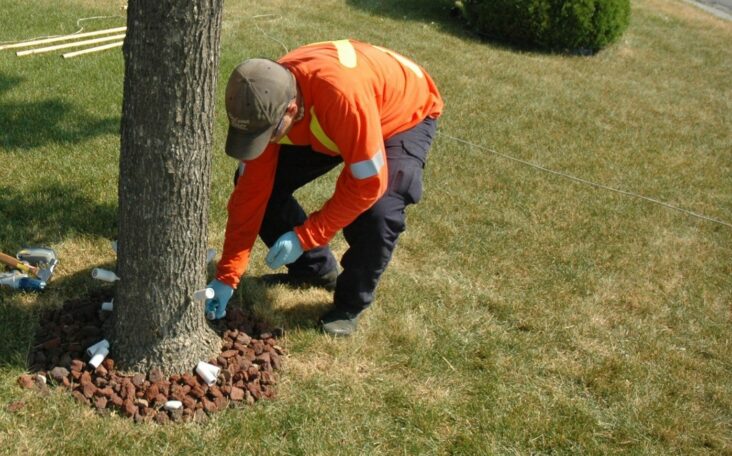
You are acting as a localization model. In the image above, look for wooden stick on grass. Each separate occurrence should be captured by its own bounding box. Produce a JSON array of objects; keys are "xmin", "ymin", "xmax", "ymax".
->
[
  {"xmin": 16, "ymin": 34, "xmax": 126, "ymax": 56},
  {"xmin": 62, "ymin": 41, "xmax": 124, "ymax": 59},
  {"xmin": 0, "ymin": 27, "xmax": 127, "ymax": 51}
]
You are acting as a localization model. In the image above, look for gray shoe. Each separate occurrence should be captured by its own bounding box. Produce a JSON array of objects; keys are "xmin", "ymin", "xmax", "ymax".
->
[
  {"xmin": 260, "ymin": 268, "xmax": 338, "ymax": 292},
  {"xmin": 320, "ymin": 308, "xmax": 360, "ymax": 337}
]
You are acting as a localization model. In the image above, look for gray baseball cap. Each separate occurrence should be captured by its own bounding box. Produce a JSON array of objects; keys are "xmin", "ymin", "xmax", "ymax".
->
[{"xmin": 224, "ymin": 59, "xmax": 296, "ymax": 161}]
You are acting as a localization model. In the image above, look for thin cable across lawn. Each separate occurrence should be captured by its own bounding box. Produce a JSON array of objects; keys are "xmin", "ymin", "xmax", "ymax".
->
[{"xmin": 440, "ymin": 132, "xmax": 732, "ymax": 229}]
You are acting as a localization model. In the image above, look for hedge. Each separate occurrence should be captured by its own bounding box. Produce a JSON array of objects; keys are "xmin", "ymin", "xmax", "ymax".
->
[{"xmin": 460, "ymin": 0, "xmax": 631, "ymax": 53}]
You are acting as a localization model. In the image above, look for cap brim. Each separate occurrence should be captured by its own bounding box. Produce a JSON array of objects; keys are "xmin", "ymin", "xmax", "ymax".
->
[{"xmin": 225, "ymin": 124, "xmax": 276, "ymax": 161}]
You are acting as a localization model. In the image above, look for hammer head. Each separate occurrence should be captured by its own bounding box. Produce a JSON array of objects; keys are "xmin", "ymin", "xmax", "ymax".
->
[
  {"xmin": 35, "ymin": 258, "xmax": 57, "ymax": 282},
  {"xmin": 16, "ymin": 247, "xmax": 58, "ymax": 283}
]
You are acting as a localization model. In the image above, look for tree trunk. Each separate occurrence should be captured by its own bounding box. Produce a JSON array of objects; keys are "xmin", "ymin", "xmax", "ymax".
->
[{"xmin": 114, "ymin": 0, "xmax": 224, "ymax": 375}]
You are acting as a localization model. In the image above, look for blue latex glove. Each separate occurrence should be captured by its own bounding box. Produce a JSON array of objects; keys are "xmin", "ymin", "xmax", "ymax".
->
[
  {"xmin": 266, "ymin": 231, "xmax": 304, "ymax": 269},
  {"xmin": 204, "ymin": 279, "xmax": 234, "ymax": 320}
]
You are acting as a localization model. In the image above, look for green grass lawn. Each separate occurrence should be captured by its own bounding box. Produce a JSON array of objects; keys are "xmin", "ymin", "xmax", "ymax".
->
[{"xmin": 1, "ymin": 0, "xmax": 730, "ymax": 454}]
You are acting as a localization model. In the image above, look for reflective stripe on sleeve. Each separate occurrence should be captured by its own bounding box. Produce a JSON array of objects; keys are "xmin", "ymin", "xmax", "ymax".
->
[{"xmin": 350, "ymin": 149, "xmax": 385, "ymax": 179}]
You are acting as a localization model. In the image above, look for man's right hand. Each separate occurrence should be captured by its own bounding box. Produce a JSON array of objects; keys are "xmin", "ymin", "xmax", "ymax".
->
[{"xmin": 205, "ymin": 279, "xmax": 234, "ymax": 320}]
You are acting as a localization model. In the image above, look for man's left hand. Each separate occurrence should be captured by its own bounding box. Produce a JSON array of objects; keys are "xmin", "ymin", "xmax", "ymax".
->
[{"xmin": 266, "ymin": 231, "xmax": 304, "ymax": 269}]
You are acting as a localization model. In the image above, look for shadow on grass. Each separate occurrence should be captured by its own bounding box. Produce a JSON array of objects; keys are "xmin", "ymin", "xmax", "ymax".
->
[
  {"xmin": 0, "ymin": 72, "xmax": 119, "ymax": 150},
  {"xmin": 236, "ymin": 276, "xmax": 332, "ymax": 333},
  {"xmin": 345, "ymin": 0, "xmax": 583, "ymax": 55},
  {"xmin": 0, "ymin": 292, "xmax": 38, "ymax": 369},
  {"xmin": 0, "ymin": 266, "xmax": 115, "ymax": 370},
  {"xmin": 346, "ymin": 0, "xmax": 466, "ymax": 36},
  {"xmin": 0, "ymin": 182, "xmax": 117, "ymax": 248}
]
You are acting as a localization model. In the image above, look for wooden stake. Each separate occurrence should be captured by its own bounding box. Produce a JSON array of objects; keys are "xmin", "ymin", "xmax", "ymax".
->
[
  {"xmin": 62, "ymin": 41, "xmax": 124, "ymax": 58},
  {"xmin": 0, "ymin": 27, "xmax": 127, "ymax": 51},
  {"xmin": 16, "ymin": 34, "xmax": 126, "ymax": 56}
]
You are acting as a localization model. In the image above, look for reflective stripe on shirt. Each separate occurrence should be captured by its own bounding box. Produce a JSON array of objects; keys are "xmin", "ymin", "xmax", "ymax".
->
[
  {"xmin": 333, "ymin": 40, "xmax": 357, "ymax": 68},
  {"xmin": 374, "ymin": 45, "xmax": 424, "ymax": 78},
  {"xmin": 309, "ymin": 107, "xmax": 340, "ymax": 153},
  {"xmin": 278, "ymin": 135, "xmax": 293, "ymax": 145}
]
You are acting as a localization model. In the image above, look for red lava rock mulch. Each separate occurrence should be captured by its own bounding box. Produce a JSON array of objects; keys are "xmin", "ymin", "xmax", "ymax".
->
[{"xmin": 16, "ymin": 290, "xmax": 284, "ymax": 424}]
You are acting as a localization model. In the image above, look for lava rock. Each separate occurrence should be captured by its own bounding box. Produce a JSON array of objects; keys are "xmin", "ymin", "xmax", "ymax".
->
[
  {"xmin": 102, "ymin": 358, "xmax": 114, "ymax": 371},
  {"xmin": 94, "ymin": 396, "xmax": 108, "ymax": 410},
  {"xmin": 148, "ymin": 368, "xmax": 164, "ymax": 383},
  {"xmin": 20, "ymin": 291, "xmax": 286, "ymax": 424},
  {"xmin": 230, "ymin": 386, "xmax": 245, "ymax": 402},
  {"xmin": 49, "ymin": 367, "xmax": 69, "ymax": 384},
  {"xmin": 131, "ymin": 373, "xmax": 146, "ymax": 388},
  {"xmin": 17, "ymin": 375, "xmax": 35, "ymax": 389}
]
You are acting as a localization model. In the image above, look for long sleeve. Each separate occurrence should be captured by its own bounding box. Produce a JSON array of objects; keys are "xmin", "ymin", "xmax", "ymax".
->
[
  {"xmin": 216, "ymin": 143, "xmax": 279, "ymax": 288},
  {"xmin": 294, "ymin": 87, "xmax": 388, "ymax": 249}
]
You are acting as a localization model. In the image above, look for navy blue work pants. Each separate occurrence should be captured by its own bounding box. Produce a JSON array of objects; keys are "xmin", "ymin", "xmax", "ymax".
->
[{"xmin": 253, "ymin": 117, "xmax": 437, "ymax": 314}]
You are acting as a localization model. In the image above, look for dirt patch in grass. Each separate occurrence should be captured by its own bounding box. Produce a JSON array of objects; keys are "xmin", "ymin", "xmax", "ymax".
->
[{"xmin": 15, "ymin": 289, "xmax": 284, "ymax": 424}]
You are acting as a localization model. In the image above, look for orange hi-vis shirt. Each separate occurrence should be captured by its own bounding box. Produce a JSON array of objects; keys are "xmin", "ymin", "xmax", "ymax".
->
[{"xmin": 217, "ymin": 39, "xmax": 443, "ymax": 288}]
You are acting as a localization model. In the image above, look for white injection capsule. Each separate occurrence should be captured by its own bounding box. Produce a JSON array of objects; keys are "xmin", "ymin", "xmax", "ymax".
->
[
  {"xmin": 193, "ymin": 288, "xmax": 214, "ymax": 302},
  {"xmin": 195, "ymin": 361, "xmax": 220, "ymax": 386},
  {"xmin": 88, "ymin": 346, "xmax": 109, "ymax": 369},
  {"xmin": 91, "ymin": 268, "xmax": 120, "ymax": 282},
  {"xmin": 86, "ymin": 339, "xmax": 110, "ymax": 357},
  {"xmin": 164, "ymin": 400, "xmax": 183, "ymax": 411},
  {"xmin": 101, "ymin": 299, "xmax": 114, "ymax": 311}
]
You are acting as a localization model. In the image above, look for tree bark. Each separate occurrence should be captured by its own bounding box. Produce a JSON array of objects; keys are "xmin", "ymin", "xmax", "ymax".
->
[{"xmin": 114, "ymin": 0, "xmax": 224, "ymax": 375}]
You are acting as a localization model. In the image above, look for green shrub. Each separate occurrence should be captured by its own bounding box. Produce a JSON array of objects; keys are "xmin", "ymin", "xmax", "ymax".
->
[{"xmin": 460, "ymin": 0, "xmax": 631, "ymax": 53}]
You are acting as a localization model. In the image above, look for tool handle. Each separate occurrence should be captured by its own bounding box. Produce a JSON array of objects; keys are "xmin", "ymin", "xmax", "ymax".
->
[{"xmin": 0, "ymin": 252, "xmax": 37, "ymax": 275}]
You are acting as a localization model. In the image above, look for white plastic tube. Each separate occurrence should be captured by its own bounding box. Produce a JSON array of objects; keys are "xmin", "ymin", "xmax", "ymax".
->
[
  {"xmin": 86, "ymin": 339, "xmax": 110, "ymax": 357},
  {"xmin": 88, "ymin": 346, "xmax": 109, "ymax": 369},
  {"xmin": 195, "ymin": 361, "xmax": 220, "ymax": 386},
  {"xmin": 193, "ymin": 288, "xmax": 214, "ymax": 302},
  {"xmin": 101, "ymin": 299, "xmax": 114, "ymax": 311},
  {"xmin": 110, "ymin": 240, "xmax": 118, "ymax": 254},
  {"xmin": 164, "ymin": 400, "xmax": 183, "ymax": 411},
  {"xmin": 92, "ymin": 268, "xmax": 120, "ymax": 282},
  {"xmin": 206, "ymin": 248, "xmax": 216, "ymax": 264}
]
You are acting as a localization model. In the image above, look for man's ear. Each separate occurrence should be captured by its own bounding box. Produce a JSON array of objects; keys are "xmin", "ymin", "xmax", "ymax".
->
[{"xmin": 286, "ymin": 99, "xmax": 299, "ymax": 116}]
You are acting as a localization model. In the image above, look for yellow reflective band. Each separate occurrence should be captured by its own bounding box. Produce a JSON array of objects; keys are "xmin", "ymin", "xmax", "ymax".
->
[
  {"xmin": 278, "ymin": 135, "xmax": 293, "ymax": 145},
  {"xmin": 374, "ymin": 46, "xmax": 424, "ymax": 78},
  {"xmin": 333, "ymin": 40, "xmax": 357, "ymax": 68},
  {"xmin": 310, "ymin": 107, "xmax": 340, "ymax": 153}
]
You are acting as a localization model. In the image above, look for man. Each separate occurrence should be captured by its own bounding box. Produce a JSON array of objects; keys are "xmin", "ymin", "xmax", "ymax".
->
[{"xmin": 205, "ymin": 39, "xmax": 443, "ymax": 337}]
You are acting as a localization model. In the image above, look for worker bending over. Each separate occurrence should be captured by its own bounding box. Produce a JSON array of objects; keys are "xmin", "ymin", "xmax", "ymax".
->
[{"xmin": 206, "ymin": 39, "xmax": 443, "ymax": 337}]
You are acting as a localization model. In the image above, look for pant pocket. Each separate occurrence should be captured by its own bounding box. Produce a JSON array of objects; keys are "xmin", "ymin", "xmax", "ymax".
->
[
  {"xmin": 389, "ymin": 160, "xmax": 423, "ymax": 205},
  {"xmin": 400, "ymin": 139, "xmax": 428, "ymax": 168}
]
